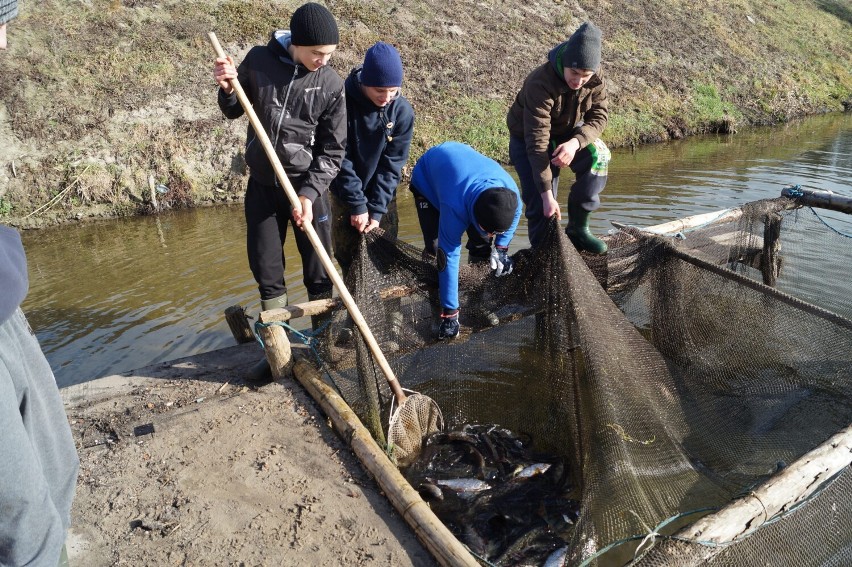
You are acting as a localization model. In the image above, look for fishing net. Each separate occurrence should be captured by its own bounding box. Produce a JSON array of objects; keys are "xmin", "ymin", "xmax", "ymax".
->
[{"xmin": 318, "ymin": 195, "xmax": 852, "ymax": 566}]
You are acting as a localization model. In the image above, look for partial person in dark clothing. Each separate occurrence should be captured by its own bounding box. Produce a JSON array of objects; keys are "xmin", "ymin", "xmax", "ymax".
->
[
  {"xmin": 410, "ymin": 142, "xmax": 522, "ymax": 340},
  {"xmin": 0, "ymin": 225, "xmax": 79, "ymax": 567},
  {"xmin": 508, "ymin": 21, "xmax": 611, "ymax": 253},
  {"xmin": 213, "ymin": 2, "xmax": 346, "ymax": 312},
  {"xmin": 330, "ymin": 41, "xmax": 414, "ymax": 276}
]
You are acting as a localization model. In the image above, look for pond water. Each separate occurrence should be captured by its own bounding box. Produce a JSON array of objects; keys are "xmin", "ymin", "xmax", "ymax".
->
[{"xmin": 20, "ymin": 112, "xmax": 852, "ymax": 388}]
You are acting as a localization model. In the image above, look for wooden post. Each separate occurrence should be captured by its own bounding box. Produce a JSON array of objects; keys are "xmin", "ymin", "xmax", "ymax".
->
[
  {"xmin": 257, "ymin": 311, "xmax": 292, "ymax": 380},
  {"xmin": 673, "ymin": 423, "xmax": 852, "ymax": 545},
  {"xmin": 224, "ymin": 305, "xmax": 254, "ymax": 344},
  {"xmin": 781, "ymin": 186, "xmax": 852, "ymax": 214},
  {"xmin": 761, "ymin": 212, "xmax": 782, "ymax": 287}
]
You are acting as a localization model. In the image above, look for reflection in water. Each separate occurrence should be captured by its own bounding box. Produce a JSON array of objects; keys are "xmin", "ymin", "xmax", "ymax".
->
[{"xmin": 19, "ymin": 113, "xmax": 852, "ymax": 387}]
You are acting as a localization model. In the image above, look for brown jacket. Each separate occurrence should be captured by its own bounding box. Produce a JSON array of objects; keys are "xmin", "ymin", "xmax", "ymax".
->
[{"xmin": 507, "ymin": 58, "xmax": 608, "ymax": 194}]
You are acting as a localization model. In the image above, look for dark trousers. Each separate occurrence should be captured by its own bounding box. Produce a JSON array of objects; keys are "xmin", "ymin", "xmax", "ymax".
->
[
  {"xmin": 244, "ymin": 177, "xmax": 333, "ymax": 300},
  {"xmin": 509, "ymin": 135, "xmax": 609, "ymax": 248},
  {"xmin": 330, "ymin": 193, "xmax": 399, "ymax": 277},
  {"xmin": 410, "ymin": 185, "xmax": 492, "ymax": 261}
]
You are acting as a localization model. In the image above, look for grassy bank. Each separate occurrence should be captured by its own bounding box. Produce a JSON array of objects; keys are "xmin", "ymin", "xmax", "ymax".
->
[{"xmin": 0, "ymin": 0, "xmax": 849, "ymax": 227}]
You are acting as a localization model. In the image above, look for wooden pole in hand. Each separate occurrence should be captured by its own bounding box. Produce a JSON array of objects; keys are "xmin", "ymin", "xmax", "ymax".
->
[{"xmin": 208, "ymin": 32, "xmax": 407, "ymax": 405}]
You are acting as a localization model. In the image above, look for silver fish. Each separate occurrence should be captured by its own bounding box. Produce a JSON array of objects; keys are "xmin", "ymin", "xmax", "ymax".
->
[
  {"xmin": 543, "ymin": 545, "xmax": 569, "ymax": 567},
  {"xmin": 433, "ymin": 478, "xmax": 491, "ymax": 493},
  {"xmin": 514, "ymin": 463, "xmax": 551, "ymax": 479}
]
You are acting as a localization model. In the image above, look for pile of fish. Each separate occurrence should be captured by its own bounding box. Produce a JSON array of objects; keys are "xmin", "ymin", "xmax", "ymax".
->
[{"xmin": 404, "ymin": 423, "xmax": 579, "ymax": 566}]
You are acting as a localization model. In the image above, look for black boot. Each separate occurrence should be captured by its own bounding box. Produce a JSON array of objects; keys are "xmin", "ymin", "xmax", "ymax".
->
[
  {"xmin": 308, "ymin": 290, "xmax": 333, "ymax": 332},
  {"xmin": 566, "ymin": 203, "xmax": 607, "ymax": 254},
  {"xmin": 467, "ymin": 254, "xmax": 499, "ymax": 327}
]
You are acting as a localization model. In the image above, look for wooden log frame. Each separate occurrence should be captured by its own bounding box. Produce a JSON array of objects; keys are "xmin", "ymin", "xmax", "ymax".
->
[
  {"xmin": 291, "ymin": 357, "xmax": 479, "ymax": 567},
  {"xmin": 224, "ymin": 305, "xmax": 255, "ymax": 344},
  {"xmin": 663, "ymin": 423, "xmax": 852, "ymax": 555},
  {"xmin": 781, "ymin": 186, "xmax": 852, "ymax": 215}
]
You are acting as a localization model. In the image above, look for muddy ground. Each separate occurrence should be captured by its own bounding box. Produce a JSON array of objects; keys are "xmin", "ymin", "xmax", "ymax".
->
[{"xmin": 62, "ymin": 343, "xmax": 436, "ymax": 567}]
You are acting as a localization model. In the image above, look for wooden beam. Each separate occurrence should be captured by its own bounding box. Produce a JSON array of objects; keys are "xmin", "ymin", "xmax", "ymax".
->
[
  {"xmin": 676, "ymin": 423, "xmax": 852, "ymax": 545},
  {"xmin": 292, "ymin": 358, "xmax": 480, "ymax": 567},
  {"xmin": 782, "ymin": 186, "xmax": 852, "ymax": 214}
]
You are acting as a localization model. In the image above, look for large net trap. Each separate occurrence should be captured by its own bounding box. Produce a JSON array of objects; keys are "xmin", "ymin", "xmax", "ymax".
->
[{"xmin": 317, "ymin": 192, "xmax": 852, "ymax": 566}]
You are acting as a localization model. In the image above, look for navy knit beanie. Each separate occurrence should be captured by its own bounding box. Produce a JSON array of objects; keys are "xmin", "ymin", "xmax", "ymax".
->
[
  {"xmin": 558, "ymin": 22, "xmax": 602, "ymax": 72},
  {"xmin": 474, "ymin": 188, "xmax": 518, "ymax": 234},
  {"xmin": 290, "ymin": 3, "xmax": 339, "ymax": 46},
  {"xmin": 360, "ymin": 42, "xmax": 404, "ymax": 87}
]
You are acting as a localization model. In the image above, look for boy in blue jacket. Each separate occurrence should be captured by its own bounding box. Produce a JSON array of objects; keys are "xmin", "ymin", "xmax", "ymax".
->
[{"xmin": 410, "ymin": 142, "xmax": 522, "ymax": 340}]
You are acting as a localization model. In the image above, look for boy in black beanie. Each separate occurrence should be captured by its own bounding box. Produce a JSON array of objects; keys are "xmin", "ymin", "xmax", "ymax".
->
[
  {"xmin": 507, "ymin": 21, "xmax": 612, "ymax": 254},
  {"xmin": 213, "ymin": 3, "xmax": 346, "ymax": 321}
]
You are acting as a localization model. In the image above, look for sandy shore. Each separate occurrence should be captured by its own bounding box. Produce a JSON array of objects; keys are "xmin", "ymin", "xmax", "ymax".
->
[{"xmin": 62, "ymin": 342, "xmax": 435, "ymax": 566}]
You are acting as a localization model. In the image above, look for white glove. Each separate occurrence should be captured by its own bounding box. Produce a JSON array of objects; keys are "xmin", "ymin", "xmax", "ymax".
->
[{"xmin": 489, "ymin": 246, "xmax": 514, "ymax": 277}]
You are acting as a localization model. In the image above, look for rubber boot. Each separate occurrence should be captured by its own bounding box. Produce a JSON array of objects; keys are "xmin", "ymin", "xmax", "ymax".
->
[
  {"xmin": 566, "ymin": 203, "xmax": 607, "ymax": 254},
  {"xmin": 468, "ymin": 255, "xmax": 499, "ymax": 327},
  {"xmin": 248, "ymin": 292, "xmax": 287, "ymax": 384},
  {"xmin": 260, "ymin": 292, "xmax": 288, "ymax": 312},
  {"xmin": 308, "ymin": 290, "xmax": 333, "ymax": 332},
  {"xmin": 384, "ymin": 298, "xmax": 404, "ymax": 353}
]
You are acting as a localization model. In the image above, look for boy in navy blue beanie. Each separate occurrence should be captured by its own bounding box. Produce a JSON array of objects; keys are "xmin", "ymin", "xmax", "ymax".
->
[
  {"xmin": 330, "ymin": 41, "xmax": 414, "ymax": 350},
  {"xmin": 330, "ymin": 41, "xmax": 413, "ymax": 270}
]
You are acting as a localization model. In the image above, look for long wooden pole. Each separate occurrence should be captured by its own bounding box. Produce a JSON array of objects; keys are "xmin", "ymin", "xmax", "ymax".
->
[
  {"xmin": 208, "ymin": 32, "xmax": 407, "ymax": 405},
  {"xmin": 781, "ymin": 186, "xmax": 852, "ymax": 214}
]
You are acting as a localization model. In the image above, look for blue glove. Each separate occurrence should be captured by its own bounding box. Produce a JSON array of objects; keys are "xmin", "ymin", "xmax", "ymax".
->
[
  {"xmin": 489, "ymin": 246, "xmax": 514, "ymax": 277},
  {"xmin": 437, "ymin": 309, "xmax": 460, "ymax": 340}
]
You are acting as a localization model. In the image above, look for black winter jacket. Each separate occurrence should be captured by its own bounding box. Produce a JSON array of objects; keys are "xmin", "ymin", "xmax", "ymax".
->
[
  {"xmin": 331, "ymin": 67, "xmax": 414, "ymax": 221},
  {"xmin": 218, "ymin": 31, "xmax": 347, "ymax": 202}
]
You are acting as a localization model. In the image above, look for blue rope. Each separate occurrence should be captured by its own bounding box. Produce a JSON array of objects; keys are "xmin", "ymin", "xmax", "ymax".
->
[
  {"xmin": 806, "ymin": 206, "xmax": 852, "ymax": 238},
  {"xmin": 253, "ymin": 319, "xmax": 330, "ymax": 365}
]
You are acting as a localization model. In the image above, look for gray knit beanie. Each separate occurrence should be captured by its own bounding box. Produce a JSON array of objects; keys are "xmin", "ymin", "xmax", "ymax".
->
[
  {"xmin": 290, "ymin": 2, "xmax": 339, "ymax": 46},
  {"xmin": 557, "ymin": 22, "xmax": 602, "ymax": 72}
]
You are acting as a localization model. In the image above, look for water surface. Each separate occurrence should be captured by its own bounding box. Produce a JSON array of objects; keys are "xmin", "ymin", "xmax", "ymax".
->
[{"xmin": 20, "ymin": 113, "xmax": 852, "ymax": 387}]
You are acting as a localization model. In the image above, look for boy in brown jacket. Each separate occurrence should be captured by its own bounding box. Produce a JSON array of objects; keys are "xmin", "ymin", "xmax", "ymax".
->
[{"xmin": 507, "ymin": 22, "xmax": 611, "ymax": 253}]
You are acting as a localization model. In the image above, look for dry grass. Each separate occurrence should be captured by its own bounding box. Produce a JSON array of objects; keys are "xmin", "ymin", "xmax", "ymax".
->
[{"xmin": 0, "ymin": 0, "xmax": 849, "ymax": 224}]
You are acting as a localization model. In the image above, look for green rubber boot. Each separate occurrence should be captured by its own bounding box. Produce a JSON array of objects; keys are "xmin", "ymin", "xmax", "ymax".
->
[
  {"xmin": 260, "ymin": 292, "xmax": 288, "ymax": 312},
  {"xmin": 566, "ymin": 203, "xmax": 607, "ymax": 254}
]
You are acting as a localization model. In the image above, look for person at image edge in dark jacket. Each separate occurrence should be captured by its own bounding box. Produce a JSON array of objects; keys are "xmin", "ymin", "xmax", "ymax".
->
[{"xmin": 213, "ymin": 2, "xmax": 347, "ymax": 314}]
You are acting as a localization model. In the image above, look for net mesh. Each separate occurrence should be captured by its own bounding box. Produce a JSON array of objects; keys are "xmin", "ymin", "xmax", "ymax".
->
[{"xmin": 318, "ymin": 196, "xmax": 852, "ymax": 565}]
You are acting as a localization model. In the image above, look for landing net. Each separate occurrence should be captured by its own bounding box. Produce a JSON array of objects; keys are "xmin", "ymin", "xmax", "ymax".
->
[{"xmin": 320, "ymin": 195, "xmax": 852, "ymax": 565}]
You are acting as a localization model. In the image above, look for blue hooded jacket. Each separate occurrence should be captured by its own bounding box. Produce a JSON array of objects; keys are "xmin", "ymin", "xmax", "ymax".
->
[
  {"xmin": 410, "ymin": 142, "xmax": 521, "ymax": 311},
  {"xmin": 331, "ymin": 67, "xmax": 415, "ymax": 221}
]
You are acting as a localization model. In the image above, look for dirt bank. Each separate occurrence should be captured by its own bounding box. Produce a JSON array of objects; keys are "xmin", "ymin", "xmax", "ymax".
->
[
  {"xmin": 1, "ymin": 0, "xmax": 850, "ymax": 228},
  {"xmin": 62, "ymin": 343, "xmax": 435, "ymax": 567}
]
